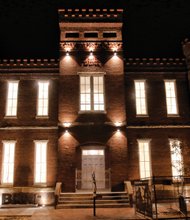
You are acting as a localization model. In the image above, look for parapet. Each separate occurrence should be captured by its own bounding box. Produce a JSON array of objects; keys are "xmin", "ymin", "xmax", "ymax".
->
[
  {"xmin": 0, "ymin": 59, "xmax": 59, "ymax": 68},
  {"xmin": 58, "ymin": 9, "xmax": 124, "ymax": 22},
  {"xmin": 125, "ymin": 58, "xmax": 187, "ymax": 72}
]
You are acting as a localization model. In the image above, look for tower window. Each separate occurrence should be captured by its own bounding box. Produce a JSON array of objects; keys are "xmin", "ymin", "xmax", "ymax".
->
[
  {"xmin": 65, "ymin": 32, "xmax": 79, "ymax": 38},
  {"xmin": 80, "ymin": 74, "xmax": 105, "ymax": 111},
  {"xmin": 84, "ymin": 32, "xmax": 98, "ymax": 38},
  {"xmin": 103, "ymin": 32, "xmax": 117, "ymax": 38}
]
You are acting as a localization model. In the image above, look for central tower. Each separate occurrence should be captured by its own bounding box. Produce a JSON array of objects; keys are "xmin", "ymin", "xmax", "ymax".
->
[{"xmin": 58, "ymin": 9, "xmax": 127, "ymax": 192}]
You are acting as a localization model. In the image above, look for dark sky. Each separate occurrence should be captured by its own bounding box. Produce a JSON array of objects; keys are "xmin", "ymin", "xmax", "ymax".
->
[{"xmin": 0, "ymin": 0, "xmax": 190, "ymax": 59}]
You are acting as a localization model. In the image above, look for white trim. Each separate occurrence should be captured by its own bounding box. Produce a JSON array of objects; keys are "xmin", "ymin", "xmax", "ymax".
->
[
  {"xmin": 137, "ymin": 139, "xmax": 152, "ymax": 179},
  {"xmin": 134, "ymin": 80, "xmax": 148, "ymax": 116},
  {"xmin": 164, "ymin": 79, "xmax": 179, "ymax": 115},
  {"xmin": 5, "ymin": 81, "xmax": 19, "ymax": 117},
  {"xmin": 1, "ymin": 140, "xmax": 16, "ymax": 185},
  {"xmin": 34, "ymin": 140, "xmax": 48, "ymax": 185},
  {"xmin": 37, "ymin": 81, "xmax": 49, "ymax": 117}
]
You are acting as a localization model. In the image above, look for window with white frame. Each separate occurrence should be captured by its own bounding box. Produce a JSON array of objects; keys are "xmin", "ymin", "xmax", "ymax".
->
[
  {"xmin": 135, "ymin": 80, "xmax": 147, "ymax": 115},
  {"xmin": 2, "ymin": 141, "xmax": 16, "ymax": 184},
  {"xmin": 169, "ymin": 139, "xmax": 183, "ymax": 178},
  {"xmin": 37, "ymin": 81, "xmax": 49, "ymax": 117},
  {"xmin": 138, "ymin": 139, "xmax": 151, "ymax": 179},
  {"xmin": 80, "ymin": 75, "xmax": 105, "ymax": 111},
  {"xmin": 34, "ymin": 141, "xmax": 47, "ymax": 184},
  {"xmin": 164, "ymin": 80, "xmax": 178, "ymax": 115},
  {"xmin": 6, "ymin": 81, "xmax": 19, "ymax": 117}
]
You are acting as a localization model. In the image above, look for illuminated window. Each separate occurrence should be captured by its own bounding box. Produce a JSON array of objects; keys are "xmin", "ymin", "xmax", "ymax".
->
[
  {"xmin": 164, "ymin": 80, "xmax": 178, "ymax": 115},
  {"xmin": 82, "ymin": 150, "xmax": 104, "ymax": 156},
  {"xmin": 80, "ymin": 75, "xmax": 105, "ymax": 111},
  {"xmin": 6, "ymin": 81, "xmax": 19, "ymax": 117},
  {"xmin": 135, "ymin": 80, "xmax": 147, "ymax": 115},
  {"xmin": 138, "ymin": 140, "xmax": 151, "ymax": 179},
  {"xmin": 34, "ymin": 141, "xmax": 47, "ymax": 184},
  {"xmin": 37, "ymin": 81, "xmax": 49, "ymax": 117},
  {"xmin": 2, "ymin": 141, "xmax": 16, "ymax": 184},
  {"xmin": 170, "ymin": 139, "xmax": 183, "ymax": 178},
  {"xmin": 84, "ymin": 32, "xmax": 98, "ymax": 38}
]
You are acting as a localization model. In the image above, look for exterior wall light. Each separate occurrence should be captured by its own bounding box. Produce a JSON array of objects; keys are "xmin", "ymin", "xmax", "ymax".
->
[
  {"xmin": 89, "ymin": 51, "xmax": 94, "ymax": 59},
  {"xmin": 114, "ymin": 122, "xmax": 122, "ymax": 127},
  {"xmin": 63, "ymin": 122, "xmax": 71, "ymax": 127},
  {"xmin": 114, "ymin": 51, "xmax": 117, "ymax": 56},
  {"xmin": 66, "ymin": 51, "xmax": 69, "ymax": 56}
]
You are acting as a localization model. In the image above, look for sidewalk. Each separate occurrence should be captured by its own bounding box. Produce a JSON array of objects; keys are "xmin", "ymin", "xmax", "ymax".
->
[{"xmin": 0, "ymin": 206, "xmax": 145, "ymax": 220}]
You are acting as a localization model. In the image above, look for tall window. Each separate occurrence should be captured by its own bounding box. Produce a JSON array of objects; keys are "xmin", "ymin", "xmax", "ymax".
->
[
  {"xmin": 2, "ymin": 141, "xmax": 16, "ymax": 184},
  {"xmin": 164, "ymin": 80, "xmax": 178, "ymax": 115},
  {"xmin": 6, "ymin": 81, "xmax": 19, "ymax": 116},
  {"xmin": 170, "ymin": 139, "xmax": 183, "ymax": 178},
  {"xmin": 80, "ymin": 75, "xmax": 105, "ymax": 111},
  {"xmin": 138, "ymin": 139, "xmax": 151, "ymax": 179},
  {"xmin": 134, "ymin": 80, "xmax": 147, "ymax": 115},
  {"xmin": 37, "ymin": 81, "xmax": 49, "ymax": 116},
  {"xmin": 34, "ymin": 141, "xmax": 47, "ymax": 184}
]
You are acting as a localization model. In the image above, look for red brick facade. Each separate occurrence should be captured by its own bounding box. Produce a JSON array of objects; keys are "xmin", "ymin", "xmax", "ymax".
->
[{"xmin": 0, "ymin": 9, "xmax": 190, "ymax": 205}]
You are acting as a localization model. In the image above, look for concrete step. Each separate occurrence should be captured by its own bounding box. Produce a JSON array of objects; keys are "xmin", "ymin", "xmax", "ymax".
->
[
  {"xmin": 56, "ymin": 203, "xmax": 130, "ymax": 209},
  {"xmin": 56, "ymin": 191, "xmax": 130, "ymax": 209}
]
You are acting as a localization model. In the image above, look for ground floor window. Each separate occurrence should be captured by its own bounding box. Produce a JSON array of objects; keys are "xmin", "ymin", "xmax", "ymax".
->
[
  {"xmin": 34, "ymin": 140, "xmax": 47, "ymax": 184},
  {"xmin": 138, "ymin": 139, "xmax": 151, "ymax": 179},
  {"xmin": 169, "ymin": 139, "xmax": 183, "ymax": 178},
  {"xmin": 2, "ymin": 141, "xmax": 16, "ymax": 184}
]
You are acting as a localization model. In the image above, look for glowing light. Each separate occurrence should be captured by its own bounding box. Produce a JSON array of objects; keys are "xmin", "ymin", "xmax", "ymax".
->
[
  {"xmin": 63, "ymin": 122, "xmax": 72, "ymax": 127},
  {"xmin": 89, "ymin": 51, "xmax": 94, "ymax": 60},
  {"xmin": 114, "ymin": 51, "xmax": 117, "ymax": 56},
  {"xmin": 66, "ymin": 51, "xmax": 69, "ymax": 56},
  {"xmin": 114, "ymin": 122, "xmax": 122, "ymax": 127}
]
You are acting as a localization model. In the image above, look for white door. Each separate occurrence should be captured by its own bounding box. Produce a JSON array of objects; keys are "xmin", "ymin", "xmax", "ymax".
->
[{"xmin": 82, "ymin": 149, "xmax": 105, "ymax": 190}]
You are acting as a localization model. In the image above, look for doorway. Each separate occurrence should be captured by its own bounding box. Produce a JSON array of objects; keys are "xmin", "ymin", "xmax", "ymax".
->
[{"xmin": 81, "ymin": 148, "xmax": 105, "ymax": 190}]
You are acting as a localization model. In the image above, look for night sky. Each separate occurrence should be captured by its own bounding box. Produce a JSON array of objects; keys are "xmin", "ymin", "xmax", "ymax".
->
[{"xmin": 0, "ymin": 0, "xmax": 190, "ymax": 59}]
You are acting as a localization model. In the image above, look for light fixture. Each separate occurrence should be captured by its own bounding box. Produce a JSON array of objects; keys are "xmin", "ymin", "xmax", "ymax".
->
[
  {"xmin": 63, "ymin": 122, "xmax": 72, "ymax": 128},
  {"xmin": 66, "ymin": 51, "xmax": 69, "ymax": 56},
  {"xmin": 114, "ymin": 122, "xmax": 122, "ymax": 127},
  {"xmin": 89, "ymin": 51, "xmax": 94, "ymax": 59},
  {"xmin": 114, "ymin": 50, "xmax": 117, "ymax": 56}
]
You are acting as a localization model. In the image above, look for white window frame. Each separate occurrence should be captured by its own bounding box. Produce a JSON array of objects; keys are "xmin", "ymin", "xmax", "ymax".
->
[
  {"xmin": 34, "ymin": 140, "xmax": 48, "ymax": 185},
  {"xmin": 1, "ymin": 140, "xmax": 16, "ymax": 185},
  {"xmin": 134, "ymin": 80, "xmax": 148, "ymax": 116},
  {"xmin": 5, "ymin": 81, "xmax": 19, "ymax": 117},
  {"xmin": 164, "ymin": 80, "xmax": 178, "ymax": 115},
  {"xmin": 137, "ymin": 139, "xmax": 151, "ymax": 179},
  {"xmin": 79, "ymin": 73, "xmax": 105, "ymax": 112},
  {"xmin": 37, "ymin": 81, "xmax": 49, "ymax": 117},
  {"xmin": 169, "ymin": 139, "xmax": 183, "ymax": 179}
]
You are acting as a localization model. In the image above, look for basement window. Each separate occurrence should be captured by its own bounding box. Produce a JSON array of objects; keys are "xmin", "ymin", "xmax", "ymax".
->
[
  {"xmin": 84, "ymin": 32, "xmax": 98, "ymax": 38},
  {"xmin": 65, "ymin": 32, "xmax": 79, "ymax": 38},
  {"xmin": 103, "ymin": 32, "xmax": 117, "ymax": 38}
]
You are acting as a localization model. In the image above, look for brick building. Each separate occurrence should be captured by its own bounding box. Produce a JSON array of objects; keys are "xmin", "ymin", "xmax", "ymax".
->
[{"xmin": 0, "ymin": 9, "xmax": 190, "ymax": 205}]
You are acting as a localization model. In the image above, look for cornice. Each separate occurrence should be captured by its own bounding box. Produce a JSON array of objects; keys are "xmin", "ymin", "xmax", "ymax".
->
[{"xmin": 125, "ymin": 58, "xmax": 187, "ymax": 71}]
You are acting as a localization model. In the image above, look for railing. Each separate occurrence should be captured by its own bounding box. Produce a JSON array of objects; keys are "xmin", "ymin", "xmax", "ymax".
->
[
  {"xmin": 134, "ymin": 176, "xmax": 190, "ymax": 219},
  {"xmin": 54, "ymin": 182, "xmax": 62, "ymax": 209},
  {"xmin": 75, "ymin": 168, "xmax": 111, "ymax": 191}
]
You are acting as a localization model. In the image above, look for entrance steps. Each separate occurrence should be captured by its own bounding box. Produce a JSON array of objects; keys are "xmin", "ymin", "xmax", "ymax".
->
[{"xmin": 56, "ymin": 191, "xmax": 130, "ymax": 209}]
